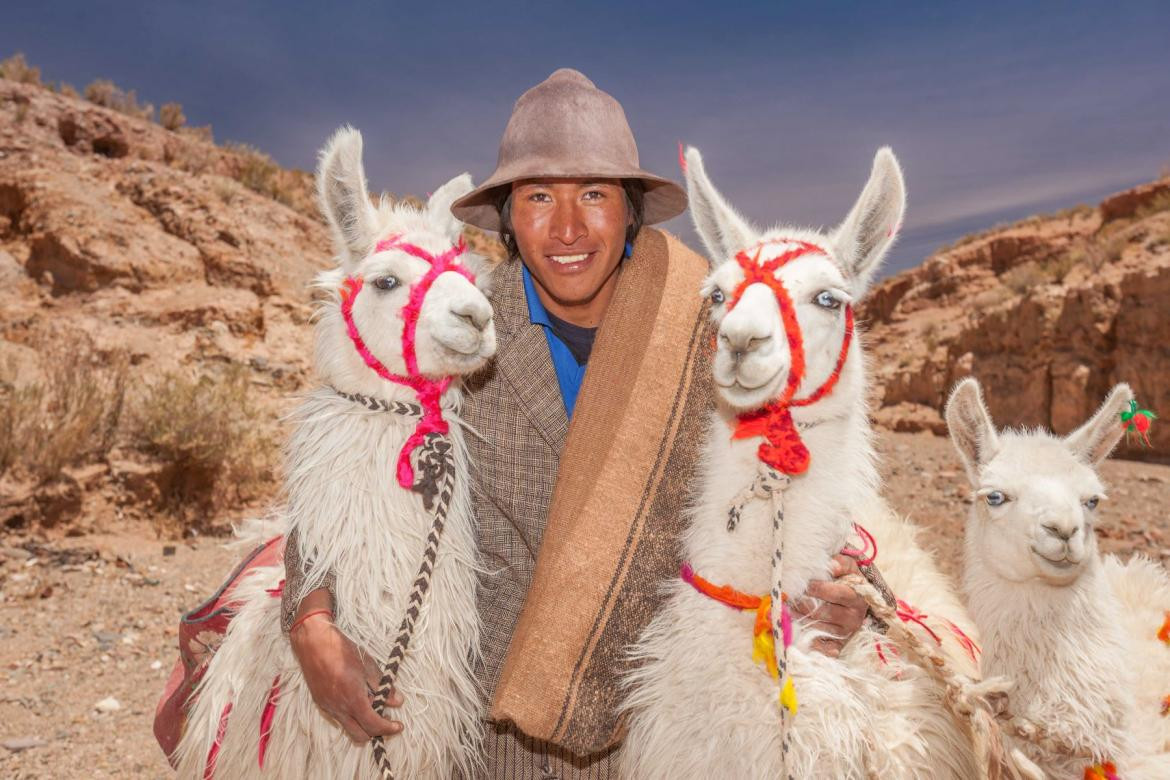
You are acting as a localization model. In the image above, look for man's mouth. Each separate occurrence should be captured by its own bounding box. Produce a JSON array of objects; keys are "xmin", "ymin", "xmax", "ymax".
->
[{"xmin": 546, "ymin": 251, "xmax": 595, "ymax": 268}]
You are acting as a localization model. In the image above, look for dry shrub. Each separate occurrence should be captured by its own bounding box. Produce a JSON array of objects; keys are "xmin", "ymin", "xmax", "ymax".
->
[
  {"xmin": 129, "ymin": 363, "xmax": 274, "ymax": 526},
  {"xmin": 1001, "ymin": 261, "xmax": 1048, "ymax": 294},
  {"xmin": 1134, "ymin": 190, "xmax": 1170, "ymax": 220},
  {"xmin": 159, "ymin": 101, "xmax": 186, "ymax": 131},
  {"xmin": 180, "ymin": 124, "xmax": 214, "ymax": 143},
  {"xmin": 225, "ymin": 142, "xmax": 287, "ymax": 202},
  {"xmin": 223, "ymin": 142, "xmax": 316, "ymax": 215},
  {"xmin": 84, "ymin": 78, "xmax": 154, "ymax": 120},
  {"xmin": 0, "ymin": 53, "xmax": 41, "ymax": 85},
  {"xmin": 58, "ymin": 82, "xmax": 79, "ymax": 99},
  {"xmin": 0, "ymin": 340, "xmax": 128, "ymax": 483}
]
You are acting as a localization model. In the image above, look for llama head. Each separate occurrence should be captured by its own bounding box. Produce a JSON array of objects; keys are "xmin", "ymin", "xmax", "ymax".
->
[
  {"xmin": 683, "ymin": 146, "xmax": 905, "ymax": 412},
  {"xmin": 313, "ymin": 127, "xmax": 496, "ymax": 393},
  {"xmin": 945, "ymin": 377, "xmax": 1134, "ymax": 586}
]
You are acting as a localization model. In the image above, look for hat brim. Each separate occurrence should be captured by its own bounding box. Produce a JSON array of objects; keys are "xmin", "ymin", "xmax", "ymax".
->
[{"xmin": 450, "ymin": 170, "xmax": 687, "ymax": 233}]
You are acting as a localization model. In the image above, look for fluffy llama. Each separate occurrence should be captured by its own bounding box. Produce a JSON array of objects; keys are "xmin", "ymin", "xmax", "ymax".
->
[
  {"xmin": 174, "ymin": 127, "xmax": 495, "ymax": 779},
  {"xmin": 620, "ymin": 146, "xmax": 984, "ymax": 779},
  {"xmin": 946, "ymin": 378, "xmax": 1170, "ymax": 779}
]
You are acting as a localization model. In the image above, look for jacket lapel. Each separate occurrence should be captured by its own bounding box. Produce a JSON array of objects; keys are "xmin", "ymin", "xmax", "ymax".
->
[{"xmin": 491, "ymin": 260, "xmax": 569, "ymax": 453}]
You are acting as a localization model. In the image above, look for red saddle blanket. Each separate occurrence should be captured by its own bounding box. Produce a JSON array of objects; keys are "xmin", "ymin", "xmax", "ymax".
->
[{"xmin": 152, "ymin": 535, "xmax": 285, "ymax": 766}]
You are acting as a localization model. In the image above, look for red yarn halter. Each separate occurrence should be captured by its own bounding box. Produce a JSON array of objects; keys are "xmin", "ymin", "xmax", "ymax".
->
[
  {"xmin": 338, "ymin": 234, "xmax": 474, "ymax": 489},
  {"xmin": 726, "ymin": 240, "xmax": 854, "ymax": 475}
]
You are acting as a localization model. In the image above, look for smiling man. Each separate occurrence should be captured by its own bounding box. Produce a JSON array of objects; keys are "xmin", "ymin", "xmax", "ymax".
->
[{"xmin": 285, "ymin": 68, "xmax": 867, "ymax": 778}]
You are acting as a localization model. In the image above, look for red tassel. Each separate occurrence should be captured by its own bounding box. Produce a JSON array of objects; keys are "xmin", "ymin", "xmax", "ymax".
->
[
  {"xmin": 677, "ymin": 141, "xmax": 687, "ymax": 172},
  {"xmin": 258, "ymin": 675, "xmax": 281, "ymax": 769},
  {"xmin": 204, "ymin": 701, "xmax": 232, "ymax": 780},
  {"xmin": 1157, "ymin": 611, "xmax": 1170, "ymax": 644},
  {"xmin": 265, "ymin": 579, "xmax": 285, "ymax": 598}
]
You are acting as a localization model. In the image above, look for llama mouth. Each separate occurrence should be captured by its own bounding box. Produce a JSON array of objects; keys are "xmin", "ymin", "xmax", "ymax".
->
[
  {"xmin": 1031, "ymin": 547, "xmax": 1077, "ymax": 569},
  {"xmin": 714, "ymin": 368, "xmax": 783, "ymax": 392}
]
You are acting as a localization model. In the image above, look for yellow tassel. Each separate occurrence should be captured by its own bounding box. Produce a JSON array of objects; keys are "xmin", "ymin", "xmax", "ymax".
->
[
  {"xmin": 779, "ymin": 675, "xmax": 798, "ymax": 716},
  {"xmin": 752, "ymin": 630, "xmax": 779, "ymax": 679}
]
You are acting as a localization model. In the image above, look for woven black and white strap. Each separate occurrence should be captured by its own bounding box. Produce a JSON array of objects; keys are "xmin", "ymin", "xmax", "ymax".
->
[{"xmin": 368, "ymin": 432, "xmax": 455, "ymax": 780}]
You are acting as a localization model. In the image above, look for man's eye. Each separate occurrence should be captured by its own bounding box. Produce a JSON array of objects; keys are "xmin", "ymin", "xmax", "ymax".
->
[
  {"xmin": 373, "ymin": 275, "xmax": 400, "ymax": 291},
  {"xmin": 583, "ymin": 190, "xmax": 605, "ymax": 200},
  {"xmin": 528, "ymin": 192, "xmax": 551, "ymax": 203}
]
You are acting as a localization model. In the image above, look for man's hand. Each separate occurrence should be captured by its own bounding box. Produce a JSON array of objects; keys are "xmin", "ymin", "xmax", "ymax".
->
[
  {"xmin": 790, "ymin": 554, "xmax": 868, "ymax": 658},
  {"xmin": 289, "ymin": 589, "xmax": 404, "ymax": 744}
]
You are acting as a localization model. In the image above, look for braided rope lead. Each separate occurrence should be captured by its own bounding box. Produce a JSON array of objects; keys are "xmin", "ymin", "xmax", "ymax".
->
[
  {"xmin": 369, "ymin": 434, "xmax": 455, "ymax": 780},
  {"xmin": 844, "ymin": 575, "xmax": 1090, "ymax": 780},
  {"xmin": 761, "ymin": 466, "xmax": 796, "ymax": 780}
]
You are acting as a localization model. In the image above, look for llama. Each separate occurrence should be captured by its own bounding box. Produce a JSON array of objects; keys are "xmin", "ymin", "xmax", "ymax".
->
[
  {"xmin": 620, "ymin": 146, "xmax": 984, "ymax": 779},
  {"xmin": 173, "ymin": 126, "xmax": 495, "ymax": 779},
  {"xmin": 946, "ymin": 378, "xmax": 1170, "ymax": 779}
]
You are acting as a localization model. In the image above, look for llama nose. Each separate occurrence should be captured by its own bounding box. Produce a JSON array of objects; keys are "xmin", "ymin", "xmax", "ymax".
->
[
  {"xmin": 451, "ymin": 300, "xmax": 491, "ymax": 332},
  {"xmin": 719, "ymin": 331, "xmax": 772, "ymax": 362},
  {"xmin": 1041, "ymin": 523, "xmax": 1077, "ymax": 542}
]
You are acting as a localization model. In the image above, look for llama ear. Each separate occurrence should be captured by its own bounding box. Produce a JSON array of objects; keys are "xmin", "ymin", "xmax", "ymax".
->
[
  {"xmin": 830, "ymin": 147, "xmax": 905, "ymax": 297},
  {"xmin": 945, "ymin": 378, "xmax": 999, "ymax": 483},
  {"xmin": 426, "ymin": 173, "xmax": 475, "ymax": 243},
  {"xmin": 1065, "ymin": 383, "xmax": 1135, "ymax": 466},
  {"xmin": 684, "ymin": 146, "xmax": 757, "ymax": 267},
  {"xmin": 316, "ymin": 126, "xmax": 379, "ymax": 264}
]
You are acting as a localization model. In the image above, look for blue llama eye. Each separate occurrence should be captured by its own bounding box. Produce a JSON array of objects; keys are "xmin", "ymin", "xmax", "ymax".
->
[
  {"xmin": 814, "ymin": 290, "xmax": 840, "ymax": 309},
  {"xmin": 710, "ymin": 288, "xmax": 726, "ymax": 305},
  {"xmin": 985, "ymin": 490, "xmax": 1007, "ymax": 507},
  {"xmin": 1084, "ymin": 496, "xmax": 1100, "ymax": 510},
  {"xmin": 373, "ymin": 275, "xmax": 400, "ymax": 291}
]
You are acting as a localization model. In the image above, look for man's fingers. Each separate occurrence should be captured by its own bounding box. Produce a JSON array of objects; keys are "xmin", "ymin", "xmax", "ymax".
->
[
  {"xmin": 335, "ymin": 713, "xmax": 373, "ymax": 744},
  {"xmin": 832, "ymin": 553, "xmax": 861, "ymax": 577},
  {"xmin": 353, "ymin": 702, "xmax": 403, "ymax": 739},
  {"xmin": 810, "ymin": 636, "xmax": 843, "ymax": 658}
]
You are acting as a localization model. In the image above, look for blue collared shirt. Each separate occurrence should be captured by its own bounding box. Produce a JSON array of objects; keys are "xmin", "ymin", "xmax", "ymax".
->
[{"xmin": 522, "ymin": 264, "xmax": 589, "ymax": 418}]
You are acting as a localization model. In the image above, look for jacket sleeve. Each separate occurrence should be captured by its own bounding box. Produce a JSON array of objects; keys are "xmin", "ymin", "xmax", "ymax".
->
[{"xmin": 280, "ymin": 526, "xmax": 338, "ymax": 634}]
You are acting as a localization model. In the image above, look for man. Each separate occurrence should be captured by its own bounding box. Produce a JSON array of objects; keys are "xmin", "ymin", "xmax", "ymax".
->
[{"xmin": 286, "ymin": 68, "xmax": 866, "ymax": 777}]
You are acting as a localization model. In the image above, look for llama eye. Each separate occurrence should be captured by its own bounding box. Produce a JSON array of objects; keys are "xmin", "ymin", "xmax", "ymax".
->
[
  {"xmin": 1083, "ymin": 496, "xmax": 1100, "ymax": 510},
  {"xmin": 814, "ymin": 290, "xmax": 840, "ymax": 309},
  {"xmin": 373, "ymin": 275, "xmax": 400, "ymax": 291},
  {"xmin": 985, "ymin": 490, "xmax": 1007, "ymax": 507},
  {"xmin": 710, "ymin": 288, "xmax": 726, "ymax": 305}
]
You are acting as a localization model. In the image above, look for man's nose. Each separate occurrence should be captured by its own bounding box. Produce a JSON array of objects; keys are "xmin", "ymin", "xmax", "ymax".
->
[{"xmin": 549, "ymin": 200, "xmax": 586, "ymax": 245}]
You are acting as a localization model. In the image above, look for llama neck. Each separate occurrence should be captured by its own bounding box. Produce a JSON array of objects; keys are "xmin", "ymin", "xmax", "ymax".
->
[
  {"xmin": 684, "ymin": 391, "xmax": 881, "ymax": 599},
  {"xmin": 282, "ymin": 389, "xmax": 472, "ymax": 654},
  {"xmin": 963, "ymin": 551, "xmax": 1135, "ymax": 759}
]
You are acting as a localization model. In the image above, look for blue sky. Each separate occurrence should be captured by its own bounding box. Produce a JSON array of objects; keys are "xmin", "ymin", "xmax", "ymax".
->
[{"xmin": 4, "ymin": 1, "xmax": 1168, "ymax": 274}]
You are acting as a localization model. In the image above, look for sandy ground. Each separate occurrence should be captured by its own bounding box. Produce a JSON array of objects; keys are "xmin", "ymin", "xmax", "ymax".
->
[{"xmin": 1, "ymin": 430, "xmax": 1167, "ymax": 778}]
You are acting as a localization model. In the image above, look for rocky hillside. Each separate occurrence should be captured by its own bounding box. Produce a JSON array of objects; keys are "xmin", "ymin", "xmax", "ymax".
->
[
  {"xmin": 0, "ymin": 73, "xmax": 499, "ymax": 535},
  {"xmin": 863, "ymin": 177, "xmax": 1170, "ymax": 460}
]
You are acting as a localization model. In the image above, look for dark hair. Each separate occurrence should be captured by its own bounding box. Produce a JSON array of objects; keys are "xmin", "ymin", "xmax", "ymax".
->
[{"xmin": 494, "ymin": 179, "xmax": 646, "ymax": 263}]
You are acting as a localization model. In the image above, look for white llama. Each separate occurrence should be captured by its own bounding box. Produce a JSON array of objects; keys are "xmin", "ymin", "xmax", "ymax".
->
[
  {"xmin": 946, "ymin": 378, "xmax": 1170, "ymax": 779},
  {"xmin": 173, "ymin": 127, "xmax": 495, "ymax": 779},
  {"xmin": 621, "ymin": 146, "xmax": 985, "ymax": 779}
]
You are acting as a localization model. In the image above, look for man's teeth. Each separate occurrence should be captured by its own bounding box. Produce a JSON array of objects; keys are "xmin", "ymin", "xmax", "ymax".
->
[{"xmin": 549, "ymin": 253, "xmax": 589, "ymax": 265}]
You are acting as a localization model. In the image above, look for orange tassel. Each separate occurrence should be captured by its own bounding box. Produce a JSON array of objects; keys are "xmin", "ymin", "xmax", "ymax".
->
[
  {"xmin": 1161, "ymin": 695, "xmax": 1170, "ymax": 717},
  {"xmin": 1084, "ymin": 761, "xmax": 1119, "ymax": 780},
  {"xmin": 1157, "ymin": 611, "xmax": 1170, "ymax": 644}
]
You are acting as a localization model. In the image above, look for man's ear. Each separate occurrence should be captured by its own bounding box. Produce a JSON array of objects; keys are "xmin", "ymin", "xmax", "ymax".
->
[
  {"xmin": 316, "ymin": 126, "xmax": 379, "ymax": 265},
  {"xmin": 830, "ymin": 147, "xmax": 905, "ymax": 298},
  {"xmin": 684, "ymin": 146, "xmax": 757, "ymax": 267},
  {"xmin": 1065, "ymin": 383, "xmax": 1135, "ymax": 466},
  {"xmin": 945, "ymin": 377, "xmax": 999, "ymax": 484}
]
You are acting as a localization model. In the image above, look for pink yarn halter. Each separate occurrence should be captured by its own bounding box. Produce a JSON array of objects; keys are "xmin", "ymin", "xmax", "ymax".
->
[{"xmin": 337, "ymin": 234, "xmax": 474, "ymax": 490}]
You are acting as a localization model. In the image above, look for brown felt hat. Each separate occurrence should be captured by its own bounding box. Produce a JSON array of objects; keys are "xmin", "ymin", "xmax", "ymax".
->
[{"xmin": 451, "ymin": 68, "xmax": 687, "ymax": 232}]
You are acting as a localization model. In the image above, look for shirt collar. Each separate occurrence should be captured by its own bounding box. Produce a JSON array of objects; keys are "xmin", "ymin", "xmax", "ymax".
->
[{"xmin": 521, "ymin": 263, "xmax": 554, "ymax": 328}]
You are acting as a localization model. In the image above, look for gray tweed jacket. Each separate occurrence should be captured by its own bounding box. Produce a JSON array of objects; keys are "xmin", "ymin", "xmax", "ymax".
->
[{"xmin": 463, "ymin": 258, "xmax": 617, "ymax": 778}]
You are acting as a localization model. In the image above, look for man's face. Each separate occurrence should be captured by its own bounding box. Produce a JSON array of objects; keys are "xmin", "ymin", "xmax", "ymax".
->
[{"xmin": 509, "ymin": 178, "xmax": 630, "ymax": 309}]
